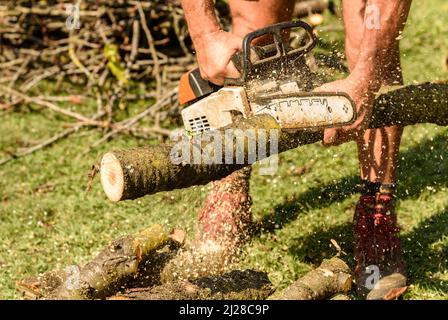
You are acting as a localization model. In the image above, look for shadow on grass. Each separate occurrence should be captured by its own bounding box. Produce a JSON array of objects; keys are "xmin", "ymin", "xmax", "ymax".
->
[
  {"xmin": 257, "ymin": 129, "xmax": 448, "ymax": 233},
  {"xmin": 288, "ymin": 222, "xmax": 354, "ymax": 266},
  {"xmin": 255, "ymin": 129, "xmax": 448, "ymax": 295},
  {"xmin": 284, "ymin": 207, "xmax": 448, "ymax": 295},
  {"xmin": 254, "ymin": 175, "xmax": 360, "ymax": 233},
  {"xmin": 402, "ymin": 208, "xmax": 448, "ymax": 294}
]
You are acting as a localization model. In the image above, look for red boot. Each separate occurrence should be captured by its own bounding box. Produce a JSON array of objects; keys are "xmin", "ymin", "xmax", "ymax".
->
[
  {"xmin": 353, "ymin": 194, "xmax": 376, "ymax": 291},
  {"xmin": 354, "ymin": 192, "xmax": 407, "ymax": 299}
]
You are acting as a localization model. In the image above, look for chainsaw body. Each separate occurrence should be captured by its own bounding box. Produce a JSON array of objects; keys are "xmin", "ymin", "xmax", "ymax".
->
[{"xmin": 179, "ymin": 21, "xmax": 355, "ymax": 135}]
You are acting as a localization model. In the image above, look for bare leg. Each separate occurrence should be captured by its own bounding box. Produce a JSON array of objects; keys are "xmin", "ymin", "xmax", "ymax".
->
[
  {"xmin": 343, "ymin": 0, "xmax": 403, "ymax": 183},
  {"xmin": 197, "ymin": 0, "xmax": 295, "ymax": 244},
  {"xmin": 229, "ymin": 0, "xmax": 295, "ymax": 40},
  {"xmin": 343, "ymin": 0, "xmax": 406, "ymax": 299}
]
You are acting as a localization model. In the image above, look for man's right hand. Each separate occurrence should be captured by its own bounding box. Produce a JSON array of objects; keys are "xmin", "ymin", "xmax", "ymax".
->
[{"xmin": 193, "ymin": 30, "xmax": 243, "ymax": 86}]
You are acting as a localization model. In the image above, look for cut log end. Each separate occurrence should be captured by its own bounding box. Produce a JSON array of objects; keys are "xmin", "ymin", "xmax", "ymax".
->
[{"xmin": 100, "ymin": 152, "xmax": 124, "ymax": 202}]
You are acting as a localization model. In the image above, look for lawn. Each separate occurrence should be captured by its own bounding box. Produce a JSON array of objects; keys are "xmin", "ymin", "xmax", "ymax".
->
[{"xmin": 1, "ymin": 1, "xmax": 447, "ymax": 299}]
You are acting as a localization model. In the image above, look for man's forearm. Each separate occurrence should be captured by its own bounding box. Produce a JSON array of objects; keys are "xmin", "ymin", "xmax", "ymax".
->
[
  {"xmin": 181, "ymin": 0, "xmax": 221, "ymax": 43},
  {"xmin": 353, "ymin": 0, "xmax": 412, "ymax": 88},
  {"xmin": 180, "ymin": 0, "xmax": 242, "ymax": 84}
]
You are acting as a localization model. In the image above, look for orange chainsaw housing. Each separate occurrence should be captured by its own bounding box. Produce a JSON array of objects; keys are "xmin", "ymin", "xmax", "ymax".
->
[
  {"xmin": 178, "ymin": 68, "xmax": 220, "ymax": 105},
  {"xmin": 178, "ymin": 71, "xmax": 196, "ymax": 105}
]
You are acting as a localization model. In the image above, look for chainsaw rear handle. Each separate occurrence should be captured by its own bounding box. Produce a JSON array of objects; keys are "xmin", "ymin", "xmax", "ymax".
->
[
  {"xmin": 236, "ymin": 20, "xmax": 316, "ymax": 83},
  {"xmin": 178, "ymin": 20, "xmax": 316, "ymax": 105}
]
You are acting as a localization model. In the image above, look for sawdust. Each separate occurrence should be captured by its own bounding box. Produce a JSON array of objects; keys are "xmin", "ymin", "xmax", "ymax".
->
[
  {"xmin": 160, "ymin": 239, "xmax": 239, "ymax": 284},
  {"xmin": 111, "ymin": 269, "xmax": 274, "ymax": 300}
]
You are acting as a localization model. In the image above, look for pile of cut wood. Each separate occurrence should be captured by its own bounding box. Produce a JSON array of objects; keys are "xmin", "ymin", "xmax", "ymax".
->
[{"xmin": 16, "ymin": 224, "xmax": 353, "ymax": 300}]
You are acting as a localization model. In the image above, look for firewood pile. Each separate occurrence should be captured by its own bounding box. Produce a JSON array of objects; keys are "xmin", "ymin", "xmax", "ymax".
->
[{"xmin": 15, "ymin": 224, "xmax": 354, "ymax": 300}]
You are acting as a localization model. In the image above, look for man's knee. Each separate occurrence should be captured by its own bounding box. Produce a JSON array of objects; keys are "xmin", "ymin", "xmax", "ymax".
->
[{"xmin": 229, "ymin": 0, "xmax": 295, "ymax": 39}]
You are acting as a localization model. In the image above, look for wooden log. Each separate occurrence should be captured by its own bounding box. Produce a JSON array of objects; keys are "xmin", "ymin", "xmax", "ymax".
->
[
  {"xmin": 269, "ymin": 257, "xmax": 352, "ymax": 300},
  {"xmin": 109, "ymin": 269, "xmax": 274, "ymax": 300},
  {"xmin": 100, "ymin": 83, "xmax": 448, "ymax": 202},
  {"xmin": 369, "ymin": 83, "xmax": 448, "ymax": 128},
  {"xmin": 99, "ymin": 114, "xmax": 312, "ymax": 201},
  {"xmin": 37, "ymin": 225, "xmax": 184, "ymax": 300},
  {"xmin": 16, "ymin": 249, "xmax": 181, "ymax": 300}
]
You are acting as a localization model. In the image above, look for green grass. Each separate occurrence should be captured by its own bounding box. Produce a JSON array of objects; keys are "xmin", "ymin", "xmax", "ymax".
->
[{"xmin": 1, "ymin": 1, "xmax": 447, "ymax": 299}]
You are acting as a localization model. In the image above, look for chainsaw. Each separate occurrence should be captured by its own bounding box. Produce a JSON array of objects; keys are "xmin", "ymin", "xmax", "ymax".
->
[{"xmin": 178, "ymin": 21, "xmax": 355, "ymax": 135}]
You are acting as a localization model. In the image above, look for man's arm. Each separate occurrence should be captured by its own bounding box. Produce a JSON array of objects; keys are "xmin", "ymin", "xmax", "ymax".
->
[
  {"xmin": 181, "ymin": 0, "xmax": 242, "ymax": 85},
  {"xmin": 182, "ymin": 0, "xmax": 220, "ymax": 39},
  {"xmin": 320, "ymin": 0, "xmax": 412, "ymax": 145}
]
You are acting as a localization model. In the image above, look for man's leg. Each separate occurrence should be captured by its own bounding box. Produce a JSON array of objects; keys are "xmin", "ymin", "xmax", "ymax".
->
[
  {"xmin": 197, "ymin": 0, "xmax": 295, "ymax": 245},
  {"xmin": 342, "ymin": 0, "xmax": 406, "ymax": 298},
  {"xmin": 162, "ymin": 0, "xmax": 295, "ymax": 282}
]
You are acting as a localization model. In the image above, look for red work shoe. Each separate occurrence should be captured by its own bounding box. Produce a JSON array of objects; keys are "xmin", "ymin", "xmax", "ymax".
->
[
  {"xmin": 353, "ymin": 193, "xmax": 407, "ymax": 299},
  {"xmin": 353, "ymin": 194, "xmax": 376, "ymax": 287}
]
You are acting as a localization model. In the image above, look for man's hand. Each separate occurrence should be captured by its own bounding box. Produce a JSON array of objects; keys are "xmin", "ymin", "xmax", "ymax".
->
[
  {"xmin": 181, "ymin": 0, "xmax": 243, "ymax": 85},
  {"xmin": 314, "ymin": 74, "xmax": 377, "ymax": 146},
  {"xmin": 194, "ymin": 30, "xmax": 243, "ymax": 85},
  {"xmin": 313, "ymin": 0, "xmax": 412, "ymax": 147}
]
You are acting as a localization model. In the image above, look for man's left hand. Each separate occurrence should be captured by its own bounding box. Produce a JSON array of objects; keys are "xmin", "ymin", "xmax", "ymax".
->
[{"xmin": 314, "ymin": 75, "xmax": 377, "ymax": 146}]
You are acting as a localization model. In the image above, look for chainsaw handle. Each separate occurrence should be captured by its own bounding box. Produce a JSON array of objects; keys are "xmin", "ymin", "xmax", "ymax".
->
[
  {"xmin": 227, "ymin": 20, "xmax": 316, "ymax": 84},
  {"xmin": 178, "ymin": 46, "xmax": 264, "ymax": 105},
  {"xmin": 179, "ymin": 21, "xmax": 316, "ymax": 104},
  {"xmin": 230, "ymin": 44, "xmax": 277, "ymax": 73},
  {"xmin": 243, "ymin": 20, "xmax": 316, "ymax": 67}
]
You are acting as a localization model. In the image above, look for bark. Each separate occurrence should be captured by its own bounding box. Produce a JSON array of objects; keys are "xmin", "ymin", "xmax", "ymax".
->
[
  {"xmin": 99, "ymin": 114, "xmax": 318, "ymax": 201},
  {"xmin": 18, "ymin": 225, "xmax": 184, "ymax": 300},
  {"xmin": 109, "ymin": 269, "xmax": 274, "ymax": 300},
  {"xmin": 369, "ymin": 83, "xmax": 448, "ymax": 128},
  {"xmin": 154, "ymin": 169, "xmax": 255, "ymax": 285},
  {"xmin": 100, "ymin": 82, "xmax": 448, "ymax": 202},
  {"xmin": 269, "ymin": 257, "xmax": 352, "ymax": 300}
]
